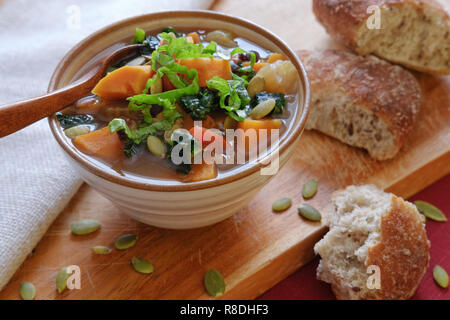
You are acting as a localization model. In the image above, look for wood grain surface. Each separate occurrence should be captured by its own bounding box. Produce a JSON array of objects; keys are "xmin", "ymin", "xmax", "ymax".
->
[{"xmin": 0, "ymin": 0, "xmax": 449, "ymax": 300}]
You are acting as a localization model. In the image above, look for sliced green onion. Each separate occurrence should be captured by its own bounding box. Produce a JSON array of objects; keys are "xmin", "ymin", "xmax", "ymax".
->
[{"xmin": 133, "ymin": 28, "xmax": 146, "ymax": 44}]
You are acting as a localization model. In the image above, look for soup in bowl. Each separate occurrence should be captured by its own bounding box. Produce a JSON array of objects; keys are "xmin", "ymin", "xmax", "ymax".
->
[{"xmin": 48, "ymin": 11, "xmax": 310, "ymax": 229}]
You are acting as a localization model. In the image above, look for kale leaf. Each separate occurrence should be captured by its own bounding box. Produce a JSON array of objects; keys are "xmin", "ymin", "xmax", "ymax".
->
[
  {"xmin": 56, "ymin": 113, "xmax": 93, "ymax": 129},
  {"xmin": 179, "ymin": 88, "xmax": 219, "ymax": 120},
  {"xmin": 123, "ymin": 139, "xmax": 142, "ymax": 158},
  {"xmin": 139, "ymin": 35, "xmax": 160, "ymax": 56},
  {"xmin": 168, "ymin": 158, "xmax": 191, "ymax": 174},
  {"xmin": 250, "ymin": 92, "xmax": 286, "ymax": 114},
  {"xmin": 167, "ymin": 145, "xmax": 191, "ymax": 174}
]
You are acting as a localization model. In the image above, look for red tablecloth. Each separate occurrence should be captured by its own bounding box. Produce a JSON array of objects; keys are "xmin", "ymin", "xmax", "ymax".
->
[{"xmin": 258, "ymin": 175, "xmax": 450, "ymax": 300}]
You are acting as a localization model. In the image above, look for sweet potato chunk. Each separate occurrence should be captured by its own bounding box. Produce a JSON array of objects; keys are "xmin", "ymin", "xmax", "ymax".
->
[
  {"xmin": 92, "ymin": 65, "xmax": 154, "ymax": 99},
  {"xmin": 180, "ymin": 162, "xmax": 217, "ymax": 182},
  {"xmin": 178, "ymin": 58, "xmax": 232, "ymax": 87},
  {"xmin": 237, "ymin": 119, "xmax": 282, "ymax": 151},
  {"xmin": 73, "ymin": 126, "xmax": 124, "ymax": 161},
  {"xmin": 244, "ymin": 54, "xmax": 286, "ymax": 73},
  {"xmin": 253, "ymin": 62, "xmax": 268, "ymax": 73},
  {"xmin": 238, "ymin": 119, "xmax": 282, "ymax": 131},
  {"xmin": 267, "ymin": 53, "xmax": 287, "ymax": 63},
  {"xmin": 187, "ymin": 32, "xmax": 200, "ymax": 44}
]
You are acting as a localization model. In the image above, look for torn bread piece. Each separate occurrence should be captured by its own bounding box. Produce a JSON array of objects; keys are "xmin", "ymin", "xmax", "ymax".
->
[
  {"xmin": 313, "ymin": 0, "xmax": 450, "ymax": 75},
  {"xmin": 314, "ymin": 185, "xmax": 430, "ymax": 300},
  {"xmin": 299, "ymin": 49, "xmax": 422, "ymax": 160}
]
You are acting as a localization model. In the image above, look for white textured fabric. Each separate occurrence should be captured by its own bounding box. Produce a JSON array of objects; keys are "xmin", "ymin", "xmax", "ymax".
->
[{"xmin": 0, "ymin": 0, "xmax": 213, "ymax": 290}]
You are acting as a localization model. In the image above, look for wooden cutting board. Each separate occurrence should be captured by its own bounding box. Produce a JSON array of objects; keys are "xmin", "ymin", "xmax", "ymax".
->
[{"xmin": 1, "ymin": 0, "xmax": 449, "ymax": 300}]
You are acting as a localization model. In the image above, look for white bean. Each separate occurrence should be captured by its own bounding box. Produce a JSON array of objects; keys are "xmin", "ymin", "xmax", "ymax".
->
[
  {"xmin": 205, "ymin": 30, "xmax": 237, "ymax": 48},
  {"xmin": 125, "ymin": 56, "xmax": 146, "ymax": 66},
  {"xmin": 247, "ymin": 76, "xmax": 265, "ymax": 98}
]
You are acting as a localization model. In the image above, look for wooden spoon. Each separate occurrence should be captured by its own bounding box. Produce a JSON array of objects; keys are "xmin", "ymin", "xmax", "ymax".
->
[{"xmin": 0, "ymin": 44, "xmax": 141, "ymax": 138}]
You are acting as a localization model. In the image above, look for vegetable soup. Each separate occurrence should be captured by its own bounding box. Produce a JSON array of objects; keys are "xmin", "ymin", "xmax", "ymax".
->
[{"xmin": 57, "ymin": 26, "xmax": 299, "ymax": 183}]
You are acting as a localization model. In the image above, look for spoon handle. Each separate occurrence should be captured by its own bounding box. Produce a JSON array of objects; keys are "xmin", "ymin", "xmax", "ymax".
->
[
  {"xmin": 0, "ymin": 78, "xmax": 94, "ymax": 138},
  {"xmin": 0, "ymin": 44, "xmax": 140, "ymax": 138}
]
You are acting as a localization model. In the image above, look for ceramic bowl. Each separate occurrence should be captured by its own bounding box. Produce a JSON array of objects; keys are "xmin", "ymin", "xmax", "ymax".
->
[{"xmin": 48, "ymin": 10, "xmax": 310, "ymax": 229}]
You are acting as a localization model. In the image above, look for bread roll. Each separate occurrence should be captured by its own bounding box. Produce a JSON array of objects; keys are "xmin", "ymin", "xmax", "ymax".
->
[
  {"xmin": 313, "ymin": 0, "xmax": 450, "ymax": 75},
  {"xmin": 299, "ymin": 49, "xmax": 422, "ymax": 160},
  {"xmin": 314, "ymin": 185, "xmax": 430, "ymax": 300}
]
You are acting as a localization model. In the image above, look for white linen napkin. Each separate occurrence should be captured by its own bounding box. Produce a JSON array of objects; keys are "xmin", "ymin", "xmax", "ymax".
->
[{"xmin": 0, "ymin": 0, "xmax": 213, "ymax": 290}]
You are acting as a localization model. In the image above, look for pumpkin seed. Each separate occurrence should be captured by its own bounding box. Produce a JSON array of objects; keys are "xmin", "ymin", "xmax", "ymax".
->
[
  {"xmin": 92, "ymin": 246, "xmax": 112, "ymax": 255},
  {"xmin": 247, "ymin": 76, "xmax": 265, "ymax": 98},
  {"xmin": 223, "ymin": 116, "xmax": 237, "ymax": 130},
  {"xmin": 433, "ymin": 265, "xmax": 449, "ymax": 288},
  {"xmin": 204, "ymin": 269, "xmax": 226, "ymax": 297},
  {"xmin": 70, "ymin": 219, "xmax": 101, "ymax": 235},
  {"xmin": 64, "ymin": 125, "xmax": 90, "ymax": 138},
  {"xmin": 205, "ymin": 30, "xmax": 237, "ymax": 48},
  {"xmin": 115, "ymin": 234, "xmax": 138, "ymax": 250},
  {"xmin": 56, "ymin": 267, "xmax": 70, "ymax": 294},
  {"xmin": 19, "ymin": 282, "xmax": 36, "ymax": 300},
  {"xmin": 150, "ymin": 76, "xmax": 163, "ymax": 94},
  {"xmin": 302, "ymin": 178, "xmax": 318, "ymax": 199},
  {"xmin": 414, "ymin": 201, "xmax": 447, "ymax": 222},
  {"xmin": 131, "ymin": 257, "xmax": 154, "ymax": 274},
  {"xmin": 298, "ymin": 204, "xmax": 321, "ymax": 221},
  {"xmin": 147, "ymin": 136, "xmax": 166, "ymax": 158},
  {"xmin": 249, "ymin": 99, "xmax": 276, "ymax": 120},
  {"xmin": 272, "ymin": 197, "xmax": 292, "ymax": 212}
]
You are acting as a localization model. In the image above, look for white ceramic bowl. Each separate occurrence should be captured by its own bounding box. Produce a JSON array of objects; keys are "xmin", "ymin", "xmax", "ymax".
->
[{"xmin": 48, "ymin": 10, "xmax": 310, "ymax": 229}]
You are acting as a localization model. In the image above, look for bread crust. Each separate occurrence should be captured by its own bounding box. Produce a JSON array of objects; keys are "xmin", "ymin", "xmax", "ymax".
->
[
  {"xmin": 366, "ymin": 195, "xmax": 430, "ymax": 299},
  {"xmin": 313, "ymin": 0, "xmax": 450, "ymax": 74},
  {"xmin": 298, "ymin": 49, "xmax": 422, "ymax": 160}
]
